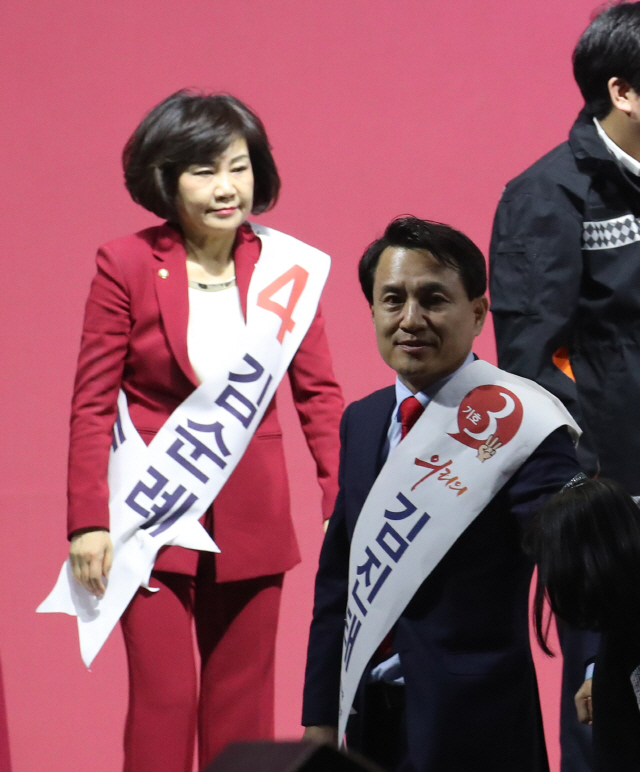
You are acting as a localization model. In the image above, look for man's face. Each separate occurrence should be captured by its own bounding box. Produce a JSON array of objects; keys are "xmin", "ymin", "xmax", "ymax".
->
[{"xmin": 371, "ymin": 246, "xmax": 488, "ymax": 393}]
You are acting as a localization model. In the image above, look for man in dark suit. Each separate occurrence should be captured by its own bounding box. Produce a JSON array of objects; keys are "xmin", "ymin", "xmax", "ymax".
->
[{"xmin": 302, "ymin": 216, "xmax": 583, "ymax": 771}]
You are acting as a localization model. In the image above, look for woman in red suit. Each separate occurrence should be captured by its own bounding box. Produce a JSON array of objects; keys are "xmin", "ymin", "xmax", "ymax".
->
[{"xmin": 67, "ymin": 90, "xmax": 343, "ymax": 772}]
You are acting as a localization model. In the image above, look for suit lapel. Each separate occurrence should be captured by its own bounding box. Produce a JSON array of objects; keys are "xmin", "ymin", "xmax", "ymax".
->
[
  {"xmin": 369, "ymin": 388, "xmax": 396, "ymax": 478},
  {"xmin": 348, "ymin": 387, "xmax": 396, "ymax": 534},
  {"xmin": 152, "ymin": 224, "xmax": 199, "ymax": 387},
  {"xmin": 234, "ymin": 223, "xmax": 260, "ymax": 321}
]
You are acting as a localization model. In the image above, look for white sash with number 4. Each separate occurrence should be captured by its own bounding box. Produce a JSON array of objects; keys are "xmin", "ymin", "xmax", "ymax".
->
[{"xmin": 38, "ymin": 224, "xmax": 330, "ymax": 667}]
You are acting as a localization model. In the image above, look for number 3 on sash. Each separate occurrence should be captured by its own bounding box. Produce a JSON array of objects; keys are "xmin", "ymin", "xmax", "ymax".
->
[{"xmin": 257, "ymin": 265, "xmax": 310, "ymax": 343}]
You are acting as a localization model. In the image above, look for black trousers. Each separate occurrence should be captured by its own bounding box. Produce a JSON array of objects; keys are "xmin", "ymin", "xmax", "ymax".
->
[{"xmin": 347, "ymin": 682, "xmax": 409, "ymax": 772}]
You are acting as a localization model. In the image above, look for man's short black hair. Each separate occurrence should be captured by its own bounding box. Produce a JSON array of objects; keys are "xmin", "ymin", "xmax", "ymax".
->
[
  {"xmin": 573, "ymin": 2, "xmax": 640, "ymax": 119},
  {"xmin": 358, "ymin": 216, "xmax": 487, "ymax": 304},
  {"xmin": 123, "ymin": 90, "xmax": 280, "ymax": 221}
]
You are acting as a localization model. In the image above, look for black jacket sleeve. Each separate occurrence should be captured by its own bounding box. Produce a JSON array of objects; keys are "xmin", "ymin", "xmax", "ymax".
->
[
  {"xmin": 301, "ymin": 405, "xmax": 352, "ymax": 728},
  {"xmin": 489, "ymin": 177, "xmax": 598, "ymax": 475}
]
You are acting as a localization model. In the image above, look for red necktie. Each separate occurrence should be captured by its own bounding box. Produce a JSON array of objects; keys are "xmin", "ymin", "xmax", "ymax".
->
[{"xmin": 400, "ymin": 396, "xmax": 424, "ymax": 439}]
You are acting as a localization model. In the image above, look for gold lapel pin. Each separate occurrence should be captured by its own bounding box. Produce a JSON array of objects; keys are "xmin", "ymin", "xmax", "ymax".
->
[{"xmin": 158, "ymin": 268, "xmax": 169, "ymax": 279}]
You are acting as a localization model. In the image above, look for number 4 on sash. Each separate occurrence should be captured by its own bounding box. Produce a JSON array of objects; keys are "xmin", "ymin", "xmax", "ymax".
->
[{"xmin": 257, "ymin": 265, "xmax": 309, "ymax": 343}]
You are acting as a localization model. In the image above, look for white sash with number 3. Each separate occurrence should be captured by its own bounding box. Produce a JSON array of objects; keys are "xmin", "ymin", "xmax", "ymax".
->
[
  {"xmin": 338, "ymin": 361, "xmax": 580, "ymax": 740},
  {"xmin": 38, "ymin": 224, "xmax": 330, "ymax": 667}
]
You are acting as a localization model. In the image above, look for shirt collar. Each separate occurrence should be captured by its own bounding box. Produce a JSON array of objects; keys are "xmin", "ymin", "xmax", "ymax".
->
[
  {"xmin": 394, "ymin": 352, "xmax": 475, "ymax": 417},
  {"xmin": 594, "ymin": 118, "xmax": 640, "ymax": 177}
]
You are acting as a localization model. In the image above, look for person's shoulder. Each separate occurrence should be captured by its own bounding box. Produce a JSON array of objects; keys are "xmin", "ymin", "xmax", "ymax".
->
[
  {"xmin": 340, "ymin": 386, "xmax": 395, "ymax": 447},
  {"xmin": 345, "ymin": 386, "xmax": 395, "ymax": 420},
  {"xmin": 95, "ymin": 224, "xmax": 181, "ymax": 284},
  {"xmin": 249, "ymin": 223, "xmax": 330, "ymax": 261},
  {"xmin": 510, "ymin": 140, "xmax": 573, "ymax": 180},
  {"xmin": 532, "ymin": 424, "xmax": 577, "ymax": 453},
  {"xmin": 502, "ymin": 140, "xmax": 583, "ymax": 199},
  {"xmin": 99, "ymin": 223, "xmax": 172, "ymax": 256},
  {"xmin": 506, "ymin": 424, "xmax": 580, "ymax": 495}
]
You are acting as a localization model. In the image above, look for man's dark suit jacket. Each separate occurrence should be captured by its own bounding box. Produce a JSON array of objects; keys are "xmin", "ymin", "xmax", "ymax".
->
[{"xmin": 302, "ymin": 384, "xmax": 582, "ymax": 772}]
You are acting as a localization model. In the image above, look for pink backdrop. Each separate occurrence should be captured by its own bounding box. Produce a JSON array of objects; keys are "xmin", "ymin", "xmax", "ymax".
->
[{"xmin": 0, "ymin": 1, "xmax": 599, "ymax": 769}]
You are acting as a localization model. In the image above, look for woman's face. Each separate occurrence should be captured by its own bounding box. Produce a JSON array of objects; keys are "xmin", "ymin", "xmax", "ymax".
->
[{"xmin": 175, "ymin": 136, "xmax": 254, "ymax": 239}]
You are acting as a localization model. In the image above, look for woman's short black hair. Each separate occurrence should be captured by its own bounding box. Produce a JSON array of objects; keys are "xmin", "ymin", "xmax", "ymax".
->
[
  {"xmin": 123, "ymin": 90, "xmax": 280, "ymax": 221},
  {"xmin": 358, "ymin": 216, "xmax": 487, "ymax": 304},
  {"xmin": 526, "ymin": 478, "xmax": 640, "ymax": 655},
  {"xmin": 573, "ymin": 2, "xmax": 640, "ymax": 119}
]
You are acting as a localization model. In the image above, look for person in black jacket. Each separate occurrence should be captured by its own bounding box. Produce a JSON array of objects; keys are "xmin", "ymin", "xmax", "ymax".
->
[
  {"xmin": 527, "ymin": 478, "xmax": 640, "ymax": 772},
  {"xmin": 489, "ymin": 5, "xmax": 640, "ymax": 770}
]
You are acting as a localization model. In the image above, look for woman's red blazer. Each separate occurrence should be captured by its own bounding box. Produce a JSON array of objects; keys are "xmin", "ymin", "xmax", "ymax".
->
[{"xmin": 67, "ymin": 223, "xmax": 344, "ymax": 581}]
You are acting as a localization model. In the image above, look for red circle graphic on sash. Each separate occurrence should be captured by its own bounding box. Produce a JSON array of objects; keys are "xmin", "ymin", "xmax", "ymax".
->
[{"xmin": 448, "ymin": 385, "xmax": 524, "ymax": 450}]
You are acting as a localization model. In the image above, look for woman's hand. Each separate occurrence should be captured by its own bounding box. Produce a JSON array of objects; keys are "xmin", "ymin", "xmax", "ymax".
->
[{"xmin": 69, "ymin": 528, "xmax": 113, "ymax": 598}]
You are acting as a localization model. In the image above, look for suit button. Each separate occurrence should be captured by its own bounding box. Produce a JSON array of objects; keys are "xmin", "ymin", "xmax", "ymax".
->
[{"xmin": 158, "ymin": 268, "xmax": 169, "ymax": 279}]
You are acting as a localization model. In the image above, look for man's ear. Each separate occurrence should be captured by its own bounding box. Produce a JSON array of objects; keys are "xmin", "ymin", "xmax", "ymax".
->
[
  {"xmin": 472, "ymin": 295, "xmax": 489, "ymax": 335},
  {"xmin": 608, "ymin": 77, "xmax": 637, "ymax": 117}
]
